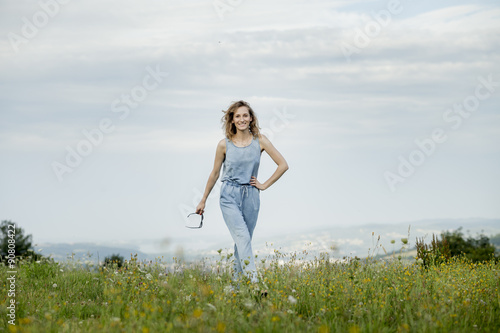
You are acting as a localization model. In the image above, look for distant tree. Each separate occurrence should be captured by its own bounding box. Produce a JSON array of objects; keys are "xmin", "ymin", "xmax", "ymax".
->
[
  {"xmin": 416, "ymin": 228, "xmax": 498, "ymax": 267},
  {"xmin": 0, "ymin": 220, "xmax": 41, "ymax": 261},
  {"xmin": 490, "ymin": 233, "xmax": 500, "ymax": 252},
  {"xmin": 103, "ymin": 253, "xmax": 124, "ymax": 268},
  {"xmin": 441, "ymin": 228, "xmax": 496, "ymax": 262}
]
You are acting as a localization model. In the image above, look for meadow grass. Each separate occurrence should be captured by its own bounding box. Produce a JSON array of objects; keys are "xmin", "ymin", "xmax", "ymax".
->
[{"xmin": 0, "ymin": 249, "xmax": 499, "ymax": 333}]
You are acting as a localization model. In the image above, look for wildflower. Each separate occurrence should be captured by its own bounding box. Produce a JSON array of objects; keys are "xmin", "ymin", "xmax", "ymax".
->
[
  {"xmin": 349, "ymin": 325, "xmax": 360, "ymax": 333},
  {"xmin": 243, "ymin": 300, "xmax": 254, "ymax": 309},
  {"xmin": 145, "ymin": 273, "xmax": 153, "ymax": 280},
  {"xmin": 18, "ymin": 318, "xmax": 32, "ymax": 325},
  {"xmin": 288, "ymin": 295, "xmax": 297, "ymax": 304},
  {"xmin": 216, "ymin": 322, "xmax": 226, "ymax": 333},
  {"xmin": 224, "ymin": 286, "xmax": 235, "ymax": 294},
  {"xmin": 399, "ymin": 323, "xmax": 410, "ymax": 331},
  {"xmin": 52, "ymin": 283, "xmax": 57, "ymax": 288},
  {"xmin": 193, "ymin": 308, "xmax": 203, "ymax": 318},
  {"xmin": 319, "ymin": 325, "xmax": 329, "ymax": 333}
]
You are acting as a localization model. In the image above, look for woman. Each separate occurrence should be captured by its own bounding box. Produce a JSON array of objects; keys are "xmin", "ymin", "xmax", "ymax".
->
[{"xmin": 195, "ymin": 100, "xmax": 289, "ymax": 285}]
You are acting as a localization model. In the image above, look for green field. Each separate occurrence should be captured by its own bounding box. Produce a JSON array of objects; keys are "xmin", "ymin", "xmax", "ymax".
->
[{"xmin": 1, "ymin": 250, "xmax": 499, "ymax": 333}]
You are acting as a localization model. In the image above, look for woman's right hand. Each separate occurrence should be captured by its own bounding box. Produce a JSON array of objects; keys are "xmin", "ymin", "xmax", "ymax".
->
[{"xmin": 195, "ymin": 201, "xmax": 205, "ymax": 215}]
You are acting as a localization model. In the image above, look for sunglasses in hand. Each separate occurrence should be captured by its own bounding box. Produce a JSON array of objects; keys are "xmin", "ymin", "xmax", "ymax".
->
[{"xmin": 186, "ymin": 212, "xmax": 204, "ymax": 229}]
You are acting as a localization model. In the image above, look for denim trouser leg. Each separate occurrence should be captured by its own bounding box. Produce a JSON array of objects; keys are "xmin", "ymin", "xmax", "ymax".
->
[{"xmin": 220, "ymin": 182, "xmax": 260, "ymax": 283}]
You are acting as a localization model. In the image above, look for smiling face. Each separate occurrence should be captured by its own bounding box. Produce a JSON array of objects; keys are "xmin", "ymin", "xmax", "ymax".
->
[
  {"xmin": 222, "ymin": 100, "xmax": 261, "ymax": 140},
  {"xmin": 232, "ymin": 106, "xmax": 253, "ymax": 132}
]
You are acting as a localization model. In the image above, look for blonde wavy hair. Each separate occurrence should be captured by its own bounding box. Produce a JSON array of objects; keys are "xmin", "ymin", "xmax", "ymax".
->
[{"xmin": 221, "ymin": 100, "xmax": 261, "ymax": 140}]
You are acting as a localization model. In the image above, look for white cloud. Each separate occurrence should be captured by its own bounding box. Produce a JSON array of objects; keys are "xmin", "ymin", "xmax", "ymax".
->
[{"xmin": 0, "ymin": 0, "xmax": 498, "ymax": 243}]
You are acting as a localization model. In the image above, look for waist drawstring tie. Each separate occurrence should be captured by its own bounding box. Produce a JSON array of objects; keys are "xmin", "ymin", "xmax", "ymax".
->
[
  {"xmin": 240, "ymin": 185, "xmax": 250, "ymax": 208},
  {"xmin": 225, "ymin": 180, "xmax": 251, "ymax": 208}
]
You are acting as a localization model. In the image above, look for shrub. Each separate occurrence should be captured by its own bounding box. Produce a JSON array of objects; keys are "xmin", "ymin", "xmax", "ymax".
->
[
  {"xmin": 416, "ymin": 227, "xmax": 497, "ymax": 268},
  {"xmin": 102, "ymin": 253, "xmax": 124, "ymax": 268}
]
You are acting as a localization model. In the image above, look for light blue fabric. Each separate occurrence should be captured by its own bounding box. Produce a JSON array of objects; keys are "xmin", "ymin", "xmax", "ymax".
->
[
  {"xmin": 220, "ymin": 136, "xmax": 261, "ymax": 283},
  {"xmin": 221, "ymin": 137, "xmax": 261, "ymax": 185}
]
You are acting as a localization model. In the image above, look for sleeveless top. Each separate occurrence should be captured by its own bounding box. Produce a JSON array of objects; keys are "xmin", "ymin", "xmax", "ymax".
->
[{"xmin": 221, "ymin": 136, "xmax": 261, "ymax": 185}]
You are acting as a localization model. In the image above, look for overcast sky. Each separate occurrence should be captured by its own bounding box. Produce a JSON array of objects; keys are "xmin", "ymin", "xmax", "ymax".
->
[{"xmin": 1, "ymin": 0, "xmax": 499, "ymax": 250}]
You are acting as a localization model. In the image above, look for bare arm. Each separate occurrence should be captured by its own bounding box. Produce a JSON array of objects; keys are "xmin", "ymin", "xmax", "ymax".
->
[
  {"xmin": 196, "ymin": 139, "xmax": 226, "ymax": 214},
  {"xmin": 250, "ymin": 134, "xmax": 289, "ymax": 191}
]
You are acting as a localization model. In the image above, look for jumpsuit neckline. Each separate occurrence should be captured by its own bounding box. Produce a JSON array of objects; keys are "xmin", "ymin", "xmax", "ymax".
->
[{"xmin": 229, "ymin": 137, "xmax": 254, "ymax": 148}]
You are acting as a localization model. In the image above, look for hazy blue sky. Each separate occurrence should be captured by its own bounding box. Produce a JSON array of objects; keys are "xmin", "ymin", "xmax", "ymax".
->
[{"xmin": 1, "ymin": 0, "xmax": 499, "ymax": 249}]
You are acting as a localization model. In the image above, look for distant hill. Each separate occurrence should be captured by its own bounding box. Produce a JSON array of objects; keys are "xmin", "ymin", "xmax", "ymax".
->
[
  {"xmin": 36, "ymin": 242, "xmax": 151, "ymax": 264},
  {"xmin": 237, "ymin": 217, "xmax": 500, "ymax": 260},
  {"xmin": 490, "ymin": 233, "xmax": 500, "ymax": 252},
  {"xmin": 36, "ymin": 218, "xmax": 499, "ymax": 264}
]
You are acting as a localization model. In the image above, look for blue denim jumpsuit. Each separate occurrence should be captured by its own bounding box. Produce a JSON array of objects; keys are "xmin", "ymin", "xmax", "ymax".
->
[{"xmin": 220, "ymin": 136, "xmax": 261, "ymax": 283}]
